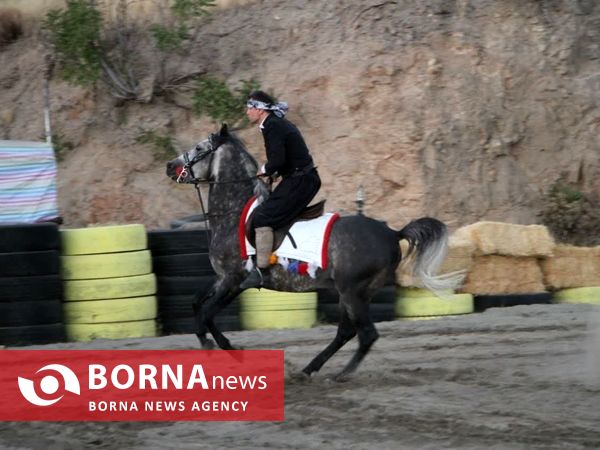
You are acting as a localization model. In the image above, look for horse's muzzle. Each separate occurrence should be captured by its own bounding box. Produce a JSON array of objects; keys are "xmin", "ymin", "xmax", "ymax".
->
[{"xmin": 166, "ymin": 161, "xmax": 180, "ymax": 180}]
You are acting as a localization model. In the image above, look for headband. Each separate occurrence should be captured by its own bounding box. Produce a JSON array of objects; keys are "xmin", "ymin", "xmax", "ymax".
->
[{"xmin": 246, "ymin": 99, "xmax": 289, "ymax": 118}]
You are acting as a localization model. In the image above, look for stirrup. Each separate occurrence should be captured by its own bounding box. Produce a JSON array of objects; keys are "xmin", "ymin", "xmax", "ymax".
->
[{"xmin": 240, "ymin": 267, "xmax": 265, "ymax": 290}]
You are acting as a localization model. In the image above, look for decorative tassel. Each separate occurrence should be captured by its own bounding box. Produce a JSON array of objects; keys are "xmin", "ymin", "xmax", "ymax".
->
[
  {"xmin": 298, "ymin": 262, "xmax": 308, "ymax": 275},
  {"xmin": 279, "ymin": 256, "xmax": 290, "ymax": 271},
  {"xmin": 307, "ymin": 262, "xmax": 318, "ymax": 278},
  {"xmin": 269, "ymin": 253, "xmax": 278, "ymax": 265},
  {"xmin": 288, "ymin": 260, "xmax": 299, "ymax": 273},
  {"xmin": 269, "ymin": 254, "xmax": 319, "ymax": 278}
]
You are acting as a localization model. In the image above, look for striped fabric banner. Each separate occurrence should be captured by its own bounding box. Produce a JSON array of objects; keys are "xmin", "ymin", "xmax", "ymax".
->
[{"xmin": 0, "ymin": 141, "xmax": 59, "ymax": 224}]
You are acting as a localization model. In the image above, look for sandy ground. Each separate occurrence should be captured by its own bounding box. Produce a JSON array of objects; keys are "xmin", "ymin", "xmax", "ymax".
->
[{"xmin": 0, "ymin": 303, "xmax": 599, "ymax": 450}]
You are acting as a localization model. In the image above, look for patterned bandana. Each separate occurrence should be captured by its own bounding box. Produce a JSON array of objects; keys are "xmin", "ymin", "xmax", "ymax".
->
[{"xmin": 246, "ymin": 99, "xmax": 289, "ymax": 118}]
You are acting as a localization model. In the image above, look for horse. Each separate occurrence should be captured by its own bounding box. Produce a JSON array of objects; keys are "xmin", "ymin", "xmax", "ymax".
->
[{"xmin": 166, "ymin": 124, "xmax": 463, "ymax": 380}]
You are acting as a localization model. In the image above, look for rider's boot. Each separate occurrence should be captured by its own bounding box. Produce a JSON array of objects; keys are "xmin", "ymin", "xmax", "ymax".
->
[{"xmin": 240, "ymin": 226, "xmax": 273, "ymax": 290}]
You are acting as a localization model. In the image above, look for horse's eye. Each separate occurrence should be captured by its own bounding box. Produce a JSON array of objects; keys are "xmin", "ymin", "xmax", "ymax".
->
[{"xmin": 195, "ymin": 144, "xmax": 202, "ymax": 151}]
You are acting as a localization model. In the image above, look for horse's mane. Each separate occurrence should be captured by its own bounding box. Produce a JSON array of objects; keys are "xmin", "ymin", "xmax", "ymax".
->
[{"xmin": 222, "ymin": 130, "xmax": 270, "ymax": 201}]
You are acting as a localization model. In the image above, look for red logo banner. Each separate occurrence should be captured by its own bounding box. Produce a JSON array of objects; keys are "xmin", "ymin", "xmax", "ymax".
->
[{"xmin": 0, "ymin": 350, "xmax": 284, "ymax": 421}]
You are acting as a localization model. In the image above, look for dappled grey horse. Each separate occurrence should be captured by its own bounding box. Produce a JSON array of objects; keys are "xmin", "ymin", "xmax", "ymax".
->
[{"xmin": 166, "ymin": 124, "xmax": 462, "ymax": 379}]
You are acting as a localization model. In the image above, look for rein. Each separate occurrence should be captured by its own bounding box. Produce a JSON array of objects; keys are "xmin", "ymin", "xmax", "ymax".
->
[
  {"xmin": 191, "ymin": 175, "xmax": 269, "ymax": 219},
  {"xmin": 177, "ymin": 137, "xmax": 273, "ymax": 243}
]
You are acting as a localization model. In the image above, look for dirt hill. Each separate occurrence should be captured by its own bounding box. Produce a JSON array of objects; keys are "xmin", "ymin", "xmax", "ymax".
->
[{"xmin": 1, "ymin": 0, "xmax": 599, "ymax": 232}]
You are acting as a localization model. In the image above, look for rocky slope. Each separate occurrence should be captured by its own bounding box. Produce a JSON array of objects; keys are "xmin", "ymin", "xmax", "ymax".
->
[{"xmin": 1, "ymin": 0, "xmax": 599, "ymax": 232}]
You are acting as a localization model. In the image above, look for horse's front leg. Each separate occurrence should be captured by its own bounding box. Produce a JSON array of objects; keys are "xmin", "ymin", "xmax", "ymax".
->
[
  {"xmin": 193, "ymin": 276, "xmax": 242, "ymax": 350},
  {"xmin": 193, "ymin": 285, "xmax": 217, "ymax": 349},
  {"xmin": 203, "ymin": 287, "xmax": 242, "ymax": 350}
]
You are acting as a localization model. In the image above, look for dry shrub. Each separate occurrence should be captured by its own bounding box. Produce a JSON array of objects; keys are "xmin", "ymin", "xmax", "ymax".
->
[
  {"xmin": 0, "ymin": 8, "xmax": 23, "ymax": 47},
  {"xmin": 540, "ymin": 182, "xmax": 600, "ymax": 246}
]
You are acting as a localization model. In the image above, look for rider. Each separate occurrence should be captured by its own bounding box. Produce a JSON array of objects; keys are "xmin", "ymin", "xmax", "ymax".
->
[{"xmin": 240, "ymin": 90, "xmax": 321, "ymax": 289}]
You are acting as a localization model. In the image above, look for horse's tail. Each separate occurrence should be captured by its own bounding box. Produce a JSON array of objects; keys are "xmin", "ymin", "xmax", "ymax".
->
[{"xmin": 397, "ymin": 217, "xmax": 465, "ymax": 293}]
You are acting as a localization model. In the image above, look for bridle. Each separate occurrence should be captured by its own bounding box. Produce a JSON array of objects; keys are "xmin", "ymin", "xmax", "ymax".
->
[
  {"xmin": 176, "ymin": 140, "xmax": 217, "ymax": 184},
  {"xmin": 175, "ymin": 135, "xmax": 271, "ymax": 227},
  {"xmin": 176, "ymin": 134, "xmax": 261, "ymax": 186}
]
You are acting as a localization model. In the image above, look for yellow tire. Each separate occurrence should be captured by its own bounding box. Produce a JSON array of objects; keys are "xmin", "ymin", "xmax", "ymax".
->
[
  {"xmin": 63, "ymin": 296, "xmax": 158, "ymax": 323},
  {"xmin": 66, "ymin": 320, "xmax": 157, "ymax": 342},
  {"xmin": 553, "ymin": 287, "xmax": 600, "ymax": 305},
  {"xmin": 241, "ymin": 309, "xmax": 317, "ymax": 330},
  {"xmin": 241, "ymin": 289, "xmax": 317, "ymax": 310},
  {"xmin": 397, "ymin": 287, "xmax": 454, "ymax": 298},
  {"xmin": 240, "ymin": 289, "xmax": 317, "ymax": 330},
  {"xmin": 60, "ymin": 224, "xmax": 147, "ymax": 255},
  {"xmin": 63, "ymin": 273, "xmax": 156, "ymax": 301},
  {"xmin": 60, "ymin": 250, "xmax": 152, "ymax": 280},
  {"xmin": 396, "ymin": 293, "xmax": 474, "ymax": 317},
  {"xmin": 400, "ymin": 315, "xmax": 450, "ymax": 321}
]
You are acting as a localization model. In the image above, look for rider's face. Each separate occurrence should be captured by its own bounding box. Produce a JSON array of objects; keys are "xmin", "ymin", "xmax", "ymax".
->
[{"xmin": 246, "ymin": 106, "xmax": 264, "ymax": 124}]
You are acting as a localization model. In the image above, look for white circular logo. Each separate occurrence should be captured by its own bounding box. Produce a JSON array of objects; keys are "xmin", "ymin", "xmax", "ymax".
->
[{"xmin": 18, "ymin": 364, "xmax": 81, "ymax": 406}]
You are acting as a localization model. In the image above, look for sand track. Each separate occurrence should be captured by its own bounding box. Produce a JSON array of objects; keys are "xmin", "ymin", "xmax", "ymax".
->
[{"xmin": 0, "ymin": 304, "xmax": 599, "ymax": 449}]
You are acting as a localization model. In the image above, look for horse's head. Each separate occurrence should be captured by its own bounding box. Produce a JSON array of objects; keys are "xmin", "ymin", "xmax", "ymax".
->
[{"xmin": 166, "ymin": 124, "xmax": 230, "ymax": 184}]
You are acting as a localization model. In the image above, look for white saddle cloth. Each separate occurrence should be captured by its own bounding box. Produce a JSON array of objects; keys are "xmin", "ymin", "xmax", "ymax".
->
[{"xmin": 240, "ymin": 197, "xmax": 339, "ymax": 270}]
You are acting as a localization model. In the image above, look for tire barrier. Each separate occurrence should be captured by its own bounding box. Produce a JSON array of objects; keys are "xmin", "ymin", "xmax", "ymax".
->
[
  {"xmin": 63, "ymin": 273, "xmax": 157, "ymax": 301},
  {"xmin": 63, "ymin": 296, "xmax": 158, "ymax": 323},
  {"xmin": 60, "ymin": 224, "xmax": 147, "ymax": 255},
  {"xmin": 240, "ymin": 289, "xmax": 317, "ymax": 330},
  {"xmin": 159, "ymin": 296, "xmax": 241, "ymax": 333},
  {"xmin": 65, "ymin": 320, "xmax": 157, "ymax": 342},
  {"xmin": 0, "ymin": 223, "xmax": 65, "ymax": 346},
  {"xmin": 148, "ymin": 228, "xmax": 210, "ymax": 256},
  {"xmin": 552, "ymin": 287, "xmax": 600, "ymax": 305},
  {"xmin": 0, "ymin": 250, "xmax": 61, "ymax": 277},
  {"xmin": 60, "ymin": 250, "xmax": 153, "ymax": 280},
  {"xmin": 169, "ymin": 214, "xmax": 209, "ymax": 230},
  {"xmin": 474, "ymin": 293, "xmax": 552, "ymax": 312},
  {"xmin": 151, "ymin": 253, "xmax": 213, "ymax": 277},
  {"xmin": 147, "ymin": 229, "xmax": 240, "ymax": 335},
  {"xmin": 0, "ymin": 223, "xmax": 60, "ymax": 253},
  {"xmin": 396, "ymin": 288, "xmax": 474, "ymax": 318},
  {"xmin": 0, "ymin": 275, "xmax": 63, "ymax": 302},
  {"xmin": 317, "ymin": 285, "xmax": 397, "ymax": 324},
  {"xmin": 60, "ymin": 224, "xmax": 158, "ymax": 342}
]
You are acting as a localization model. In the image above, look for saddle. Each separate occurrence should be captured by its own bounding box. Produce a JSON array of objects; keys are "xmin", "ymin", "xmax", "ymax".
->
[{"xmin": 245, "ymin": 200, "xmax": 326, "ymax": 250}]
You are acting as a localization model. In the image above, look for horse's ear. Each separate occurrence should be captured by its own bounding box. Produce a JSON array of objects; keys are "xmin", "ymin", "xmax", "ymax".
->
[{"xmin": 219, "ymin": 123, "xmax": 229, "ymax": 137}]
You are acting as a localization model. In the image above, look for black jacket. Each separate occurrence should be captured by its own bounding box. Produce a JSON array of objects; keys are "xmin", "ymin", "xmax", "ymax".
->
[{"xmin": 261, "ymin": 114, "xmax": 314, "ymax": 177}]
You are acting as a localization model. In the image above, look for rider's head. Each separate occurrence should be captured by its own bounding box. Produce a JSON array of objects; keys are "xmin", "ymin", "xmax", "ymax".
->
[
  {"xmin": 248, "ymin": 90, "xmax": 275, "ymax": 105},
  {"xmin": 246, "ymin": 91, "xmax": 275, "ymax": 125}
]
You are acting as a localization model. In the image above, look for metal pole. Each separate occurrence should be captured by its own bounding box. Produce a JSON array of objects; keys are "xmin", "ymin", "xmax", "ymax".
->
[
  {"xmin": 356, "ymin": 185, "xmax": 365, "ymax": 215},
  {"xmin": 43, "ymin": 54, "xmax": 54, "ymax": 145}
]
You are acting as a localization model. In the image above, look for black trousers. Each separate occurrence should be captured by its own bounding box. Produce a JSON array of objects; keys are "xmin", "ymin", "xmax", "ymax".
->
[{"xmin": 253, "ymin": 169, "xmax": 321, "ymax": 229}]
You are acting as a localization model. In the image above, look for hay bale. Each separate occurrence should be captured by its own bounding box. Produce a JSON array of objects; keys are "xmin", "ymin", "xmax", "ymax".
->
[
  {"xmin": 460, "ymin": 255, "xmax": 546, "ymax": 294},
  {"xmin": 439, "ymin": 235, "xmax": 476, "ymax": 274},
  {"xmin": 541, "ymin": 245, "xmax": 600, "ymax": 290},
  {"xmin": 453, "ymin": 221, "xmax": 555, "ymax": 257}
]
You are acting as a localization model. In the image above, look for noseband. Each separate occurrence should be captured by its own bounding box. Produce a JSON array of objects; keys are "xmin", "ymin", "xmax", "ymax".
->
[{"xmin": 177, "ymin": 139, "xmax": 217, "ymax": 184}]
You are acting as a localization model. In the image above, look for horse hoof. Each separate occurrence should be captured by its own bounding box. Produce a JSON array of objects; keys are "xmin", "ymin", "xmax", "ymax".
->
[
  {"xmin": 201, "ymin": 339, "xmax": 215, "ymax": 350},
  {"xmin": 289, "ymin": 371, "xmax": 311, "ymax": 383},
  {"xmin": 332, "ymin": 372, "xmax": 352, "ymax": 383}
]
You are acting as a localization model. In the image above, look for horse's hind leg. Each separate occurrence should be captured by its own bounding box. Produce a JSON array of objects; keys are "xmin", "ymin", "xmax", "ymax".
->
[
  {"xmin": 302, "ymin": 309, "xmax": 356, "ymax": 377},
  {"xmin": 335, "ymin": 291, "xmax": 379, "ymax": 380}
]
